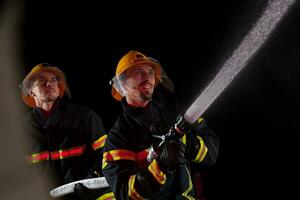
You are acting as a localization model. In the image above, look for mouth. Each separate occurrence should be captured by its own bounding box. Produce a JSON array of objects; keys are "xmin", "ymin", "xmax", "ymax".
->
[
  {"xmin": 139, "ymin": 82, "xmax": 153, "ymax": 90},
  {"xmin": 45, "ymin": 88, "xmax": 55, "ymax": 93}
]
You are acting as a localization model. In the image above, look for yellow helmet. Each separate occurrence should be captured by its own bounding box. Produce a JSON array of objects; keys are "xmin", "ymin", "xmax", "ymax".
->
[
  {"xmin": 20, "ymin": 63, "xmax": 70, "ymax": 108},
  {"xmin": 111, "ymin": 50, "xmax": 162, "ymax": 101}
]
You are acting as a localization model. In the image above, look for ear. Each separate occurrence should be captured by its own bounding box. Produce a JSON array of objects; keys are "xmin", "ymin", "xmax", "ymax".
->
[{"xmin": 29, "ymin": 89, "xmax": 35, "ymax": 98}]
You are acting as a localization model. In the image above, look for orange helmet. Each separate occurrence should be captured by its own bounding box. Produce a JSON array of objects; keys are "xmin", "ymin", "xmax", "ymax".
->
[
  {"xmin": 111, "ymin": 50, "xmax": 162, "ymax": 101},
  {"xmin": 20, "ymin": 63, "xmax": 70, "ymax": 107}
]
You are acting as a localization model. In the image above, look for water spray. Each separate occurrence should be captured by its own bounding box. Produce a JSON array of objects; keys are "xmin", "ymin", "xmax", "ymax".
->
[
  {"xmin": 184, "ymin": 0, "xmax": 296, "ymax": 123},
  {"xmin": 148, "ymin": 0, "xmax": 296, "ymax": 162}
]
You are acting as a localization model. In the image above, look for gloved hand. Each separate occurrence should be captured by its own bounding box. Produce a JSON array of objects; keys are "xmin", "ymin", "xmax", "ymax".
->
[
  {"xmin": 73, "ymin": 183, "xmax": 103, "ymax": 200},
  {"xmin": 156, "ymin": 140, "xmax": 186, "ymax": 174}
]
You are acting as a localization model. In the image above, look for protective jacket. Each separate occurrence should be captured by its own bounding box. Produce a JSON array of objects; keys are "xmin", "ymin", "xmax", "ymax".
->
[
  {"xmin": 23, "ymin": 98, "xmax": 114, "ymax": 200},
  {"xmin": 103, "ymin": 86, "xmax": 219, "ymax": 200}
]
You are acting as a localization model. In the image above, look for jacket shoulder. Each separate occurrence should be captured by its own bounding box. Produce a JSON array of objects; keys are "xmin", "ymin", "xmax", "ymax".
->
[
  {"xmin": 106, "ymin": 114, "xmax": 133, "ymax": 149},
  {"xmin": 63, "ymin": 101, "xmax": 102, "ymax": 120}
]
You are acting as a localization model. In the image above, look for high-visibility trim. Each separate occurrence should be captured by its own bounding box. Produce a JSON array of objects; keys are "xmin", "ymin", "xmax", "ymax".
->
[
  {"xmin": 128, "ymin": 175, "xmax": 145, "ymax": 200},
  {"xmin": 192, "ymin": 136, "xmax": 208, "ymax": 163},
  {"xmin": 103, "ymin": 148, "xmax": 149, "ymax": 169},
  {"xmin": 104, "ymin": 149, "xmax": 136, "ymax": 161},
  {"xmin": 27, "ymin": 145, "xmax": 86, "ymax": 163},
  {"xmin": 27, "ymin": 151, "xmax": 50, "ymax": 163},
  {"xmin": 102, "ymin": 152, "xmax": 108, "ymax": 169},
  {"xmin": 180, "ymin": 133, "xmax": 187, "ymax": 145},
  {"xmin": 148, "ymin": 159, "xmax": 166, "ymax": 185},
  {"xmin": 182, "ymin": 165, "xmax": 195, "ymax": 200},
  {"xmin": 96, "ymin": 192, "xmax": 115, "ymax": 200},
  {"xmin": 136, "ymin": 149, "xmax": 148, "ymax": 162},
  {"xmin": 92, "ymin": 134, "xmax": 107, "ymax": 150},
  {"xmin": 136, "ymin": 149, "xmax": 149, "ymax": 168},
  {"xmin": 50, "ymin": 145, "xmax": 86, "ymax": 160},
  {"xmin": 102, "ymin": 149, "xmax": 136, "ymax": 169},
  {"xmin": 197, "ymin": 117, "xmax": 204, "ymax": 124}
]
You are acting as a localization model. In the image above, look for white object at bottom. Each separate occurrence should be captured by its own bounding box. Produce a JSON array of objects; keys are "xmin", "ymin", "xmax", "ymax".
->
[{"xmin": 49, "ymin": 177, "xmax": 109, "ymax": 198}]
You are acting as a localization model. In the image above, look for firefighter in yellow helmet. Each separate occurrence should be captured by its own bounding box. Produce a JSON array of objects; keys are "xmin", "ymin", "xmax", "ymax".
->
[
  {"xmin": 20, "ymin": 63, "xmax": 71, "ymax": 108},
  {"xmin": 103, "ymin": 50, "xmax": 219, "ymax": 199},
  {"xmin": 20, "ymin": 63, "xmax": 115, "ymax": 200},
  {"xmin": 110, "ymin": 50, "xmax": 175, "ymax": 102}
]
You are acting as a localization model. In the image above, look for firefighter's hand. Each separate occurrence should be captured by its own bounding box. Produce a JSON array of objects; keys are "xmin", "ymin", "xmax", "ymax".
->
[
  {"xmin": 156, "ymin": 140, "xmax": 186, "ymax": 173},
  {"xmin": 73, "ymin": 183, "xmax": 102, "ymax": 200}
]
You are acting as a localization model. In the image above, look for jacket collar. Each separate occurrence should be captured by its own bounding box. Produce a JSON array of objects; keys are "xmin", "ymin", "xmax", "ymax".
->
[{"xmin": 32, "ymin": 98, "xmax": 63, "ymax": 128}]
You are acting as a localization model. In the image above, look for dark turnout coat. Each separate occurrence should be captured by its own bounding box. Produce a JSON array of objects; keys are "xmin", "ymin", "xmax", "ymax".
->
[
  {"xmin": 23, "ymin": 99, "xmax": 113, "ymax": 199},
  {"xmin": 103, "ymin": 86, "xmax": 219, "ymax": 200}
]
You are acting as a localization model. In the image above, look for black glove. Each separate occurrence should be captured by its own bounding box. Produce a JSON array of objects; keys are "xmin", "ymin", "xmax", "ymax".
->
[
  {"xmin": 156, "ymin": 140, "xmax": 186, "ymax": 173},
  {"xmin": 73, "ymin": 183, "xmax": 103, "ymax": 200}
]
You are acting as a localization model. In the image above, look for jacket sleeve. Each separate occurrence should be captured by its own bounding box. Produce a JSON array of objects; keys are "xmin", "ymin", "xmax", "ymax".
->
[
  {"xmin": 102, "ymin": 120, "xmax": 167, "ymax": 200},
  {"xmin": 84, "ymin": 110, "xmax": 107, "ymax": 177},
  {"xmin": 182, "ymin": 117, "xmax": 220, "ymax": 165}
]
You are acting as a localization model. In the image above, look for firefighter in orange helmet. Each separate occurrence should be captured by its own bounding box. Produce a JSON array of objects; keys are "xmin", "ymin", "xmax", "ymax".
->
[
  {"xmin": 103, "ymin": 50, "xmax": 219, "ymax": 199},
  {"xmin": 20, "ymin": 63, "xmax": 114, "ymax": 200}
]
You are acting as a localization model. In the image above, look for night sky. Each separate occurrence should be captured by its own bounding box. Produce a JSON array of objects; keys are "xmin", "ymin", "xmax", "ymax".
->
[{"xmin": 18, "ymin": 0, "xmax": 300, "ymax": 199}]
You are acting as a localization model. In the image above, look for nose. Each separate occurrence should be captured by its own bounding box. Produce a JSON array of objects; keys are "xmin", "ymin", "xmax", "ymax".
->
[
  {"xmin": 142, "ymin": 71, "xmax": 151, "ymax": 80},
  {"xmin": 45, "ymin": 81, "xmax": 51, "ymax": 87}
]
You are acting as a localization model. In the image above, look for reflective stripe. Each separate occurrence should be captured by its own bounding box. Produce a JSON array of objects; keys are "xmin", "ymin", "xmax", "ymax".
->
[
  {"xmin": 128, "ymin": 175, "xmax": 145, "ymax": 200},
  {"xmin": 96, "ymin": 192, "xmax": 115, "ymax": 200},
  {"xmin": 92, "ymin": 134, "xmax": 107, "ymax": 150},
  {"xmin": 148, "ymin": 159, "xmax": 166, "ymax": 185},
  {"xmin": 102, "ymin": 153, "xmax": 108, "ymax": 169},
  {"xmin": 180, "ymin": 133, "xmax": 187, "ymax": 145},
  {"xmin": 102, "ymin": 149, "xmax": 136, "ymax": 169},
  {"xmin": 136, "ymin": 149, "xmax": 148, "ymax": 162},
  {"xmin": 27, "ymin": 145, "xmax": 86, "ymax": 163},
  {"xmin": 197, "ymin": 117, "xmax": 204, "ymax": 124},
  {"xmin": 182, "ymin": 165, "xmax": 195, "ymax": 200},
  {"xmin": 50, "ymin": 145, "xmax": 85, "ymax": 160},
  {"xmin": 136, "ymin": 149, "xmax": 149, "ymax": 168},
  {"xmin": 102, "ymin": 149, "xmax": 149, "ymax": 169},
  {"xmin": 104, "ymin": 149, "xmax": 136, "ymax": 161},
  {"xmin": 193, "ymin": 136, "xmax": 208, "ymax": 163},
  {"xmin": 27, "ymin": 151, "xmax": 49, "ymax": 163}
]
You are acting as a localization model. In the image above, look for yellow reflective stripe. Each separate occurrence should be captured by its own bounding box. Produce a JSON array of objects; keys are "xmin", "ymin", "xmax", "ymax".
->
[
  {"xmin": 104, "ymin": 149, "xmax": 136, "ymax": 161},
  {"xmin": 27, "ymin": 151, "xmax": 50, "ymax": 163},
  {"xmin": 96, "ymin": 192, "xmax": 115, "ymax": 200},
  {"xmin": 193, "ymin": 136, "xmax": 208, "ymax": 163},
  {"xmin": 128, "ymin": 175, "xmax": 145, "ymax": 200},
  {"xmin": 180, "ymin": 133, "xmax": 187, "ymax": 145},
  {"xmin": 92, "ymin": 134, "xmax": 107, "ymax": 150},
  {"xmin": 182, "ymin": 165, "xmax": 195, "ymax": 200},
  {"xmin": 102, "ymin": 152, "xmax": 108, "ymax": 169},
  {"xmin": 102, "ymin": 149, "xmax": 136, "ymax": 169},
  {"xmin": 197, "ymin": 117, "xmax": 204, "ymax": 124},
  {"xmin": 148, "ymin": 159, "xmax": 166, "ymax": 185}
]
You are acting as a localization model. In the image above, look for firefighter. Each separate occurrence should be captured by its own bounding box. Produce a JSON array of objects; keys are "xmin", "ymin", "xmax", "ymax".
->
[
  {"xmin": 103, "ymin": 50, "xmax": 219, "ymax": 199},
  {"xmin": 20, "ymin": 63, "xmax": 115, "ymax": 200}
]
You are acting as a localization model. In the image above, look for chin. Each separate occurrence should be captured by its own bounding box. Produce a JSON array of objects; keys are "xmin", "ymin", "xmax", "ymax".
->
[
  {"xmin": 45, "ymin": 95, "xmax": 59, "ymax": 101},
  {"xmin": 140, "ymin": 93, "xmax": 153, "ymax": 101}
]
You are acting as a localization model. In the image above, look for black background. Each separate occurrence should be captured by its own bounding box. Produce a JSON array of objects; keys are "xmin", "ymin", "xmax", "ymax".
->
[{"xmin": 19, "ymin": 0, "xmax": 300, "ymax": 199}]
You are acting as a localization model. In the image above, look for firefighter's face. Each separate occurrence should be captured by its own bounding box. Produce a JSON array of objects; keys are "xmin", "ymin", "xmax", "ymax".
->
[
  {"xmin": 124, "ymin": 64, "xmax": 156, "ymax": 103},
  {"xmin": 30, "ymin": 71, "xmax": 61, "ymax": 103}
]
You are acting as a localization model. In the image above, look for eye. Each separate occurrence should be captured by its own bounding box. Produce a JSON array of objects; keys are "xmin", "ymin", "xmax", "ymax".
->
[
  {"xmin": 148, "ymin": 70, "xmax": 154, "ymax": 76},
  {"xmin": 50, "ymin": 78, "xmax": 58, "ymax": 84},
  {"xmin": 132, "ymin": 69, "xmax": 143, "ymax": 75},
  {"xmin": 37, "ymin": 79, "xmax": 47, "ymax": 85}
]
